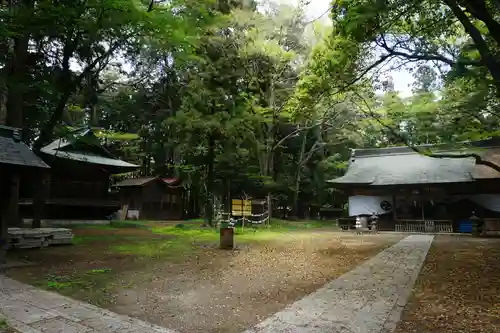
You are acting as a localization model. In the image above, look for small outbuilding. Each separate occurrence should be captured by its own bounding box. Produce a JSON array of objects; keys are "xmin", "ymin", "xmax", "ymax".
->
[
  {"xmin": 19, "ymin": 127, "xmax": 139, "ymax": 219},
  {"xmin": 0, "ymin": 125, "xmax": 50, "ymax": 262},
  {"xmin": 114, "ymin": 176, "xmax": 184, "ymax": 220}
]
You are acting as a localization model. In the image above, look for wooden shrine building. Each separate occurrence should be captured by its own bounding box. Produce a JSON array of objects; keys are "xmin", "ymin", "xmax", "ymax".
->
[
  {"xmin": 19, "ymin": 127, "xmax": 139, "ymax": 220},
  {"xmin": 328, "ymin": 139, "xmax": 500, "ymax": 233},
  {"xmin": 0, "ymin": 126, "xmax": 49, "ymax": 261},
  {"xmin": 114, "ymin": 176, "xmax": 184, "ymax": 220}
]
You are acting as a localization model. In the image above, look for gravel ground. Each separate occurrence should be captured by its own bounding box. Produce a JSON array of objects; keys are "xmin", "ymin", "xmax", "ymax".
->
[
  {"xmin": 6, "ymin": 227, "xmax": 402, "ymax": 333},
  {"xmin": 110, "ymin": 232, "xmax": 402, "ymax": 333},
  {"xmin": 394, "ymin": 235, "xmax": 500, "ymax": 333}
]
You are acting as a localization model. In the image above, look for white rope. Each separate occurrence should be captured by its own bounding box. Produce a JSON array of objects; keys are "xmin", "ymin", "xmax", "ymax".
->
[
  {"xmin": 249, "ymin": 217, "xmax": 269, "ymax": 224},
  {"xmin": 228, "ymin": 216, "xmax": 269, "ymax": 225},
  {"xmin": 245, "ymin": 215, "xmax": 270, "ymax": 224},
  {"xmin": 250, "ymin": 212, "xmax": 268, "ymax": 217}
]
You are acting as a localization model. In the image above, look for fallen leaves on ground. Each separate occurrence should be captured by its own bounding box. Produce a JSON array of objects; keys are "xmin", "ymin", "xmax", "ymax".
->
[
  {"xmin": 6, "ymin": 228, "xmax": 402, "ymax": 333},
  {"xmin": 395, "ymin": 236, "xmax": 500, "ymax": 333}
]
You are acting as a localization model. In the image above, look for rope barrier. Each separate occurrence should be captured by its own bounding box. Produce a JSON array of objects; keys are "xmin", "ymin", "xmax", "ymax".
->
[
  {"xmin": 248, "ymin": 216, "xmax": 269, "ymax": 224},
  {"xmin": 227, "ymin": 214, "xmax": 270, "ymax": 226},
  {"xmin": 250, "ymin": 212, "xmax": 268, "ymax": 217}
]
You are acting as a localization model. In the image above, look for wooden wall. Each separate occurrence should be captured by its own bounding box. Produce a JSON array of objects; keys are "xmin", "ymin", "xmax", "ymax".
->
[
  {"xmin": 120, "ymin": 181, "xmax": 183, "ymax": 220},
  {"xmin": 45, "ymin": 159, "xmax": 110, "ymax": 200}
]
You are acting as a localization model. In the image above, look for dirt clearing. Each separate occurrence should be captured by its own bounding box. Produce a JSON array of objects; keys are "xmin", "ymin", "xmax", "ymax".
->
[
  {"xmin": 6, "ymin": 224, "xmax": 402, "ymax": 333},
  {"xmin": 395, "ymin": 235, "xmax": 500, "ymax": 333}
]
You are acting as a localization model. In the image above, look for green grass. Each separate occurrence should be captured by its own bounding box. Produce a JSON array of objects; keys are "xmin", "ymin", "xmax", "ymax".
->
[
  {"xmin": 71, "ymin": 218, "xmax": 338, "ymax": 257},
  {"xmin": 110, "ymin": 239, "xmax": 193, "ymax": 258},
  {"xmin": 34, "ymin": 267, "xmax": 116, "ymax": 307},
  {"xmin": 269, "ymin": 219, "xmax": 337, "ymax": 229},
  {"xmin": 19, "ymin": 218, "xmax": 339, "ymax": 306},
  {"xmin": 73, "ymin": 234, "xmax": 148, "ymax": 245},
  {"xmin": 110, "ymin": 220, "xmax": 151, "ymax": 228},
  {"xmin": 41, "ymin": 267, "xmax": 114, "ymax": 292},
  {"xmin": 110, "ymin": 225, "xmax": 221, "ymax": 258},
  {"xmin": 0, "ymin": 317, "xmax": 7, "ymax": 331},
  {"xmin": 87, "ymin": 268, "xmax": 113, "ymax": 274}
]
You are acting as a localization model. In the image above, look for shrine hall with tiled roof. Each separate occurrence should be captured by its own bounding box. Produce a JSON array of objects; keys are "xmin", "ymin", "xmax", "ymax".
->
[{"xmin": 328, "ymin": 138, "xmax": 500, "ymax": 187}]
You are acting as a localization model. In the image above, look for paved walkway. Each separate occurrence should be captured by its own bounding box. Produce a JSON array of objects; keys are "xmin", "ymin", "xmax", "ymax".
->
[
  {"xmin": 1, "ymin": 235, "xmax": 433, "ymax": 333},
  {"xmin": 0, "ymin": 275, "xmax": 176, "ymax": 333},
  {"xmin": 244, "ymin": 235, "xmax": 434, "ymax": 333}
]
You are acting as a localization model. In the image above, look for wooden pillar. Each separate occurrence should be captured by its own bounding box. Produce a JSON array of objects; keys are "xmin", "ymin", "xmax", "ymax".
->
[
  {"xmin": 32, "ymin": 171, "xmax": 49, "ymax": 228},
  {"xmin": 267, "ymin": 194, "xmax": 272, "ymax": 225},
  {"xmin": 392, "ymin": 194, "xmax": 397, "ymax": 220},
  {"xmin": 180, "ymin": 189, "xmax": 185, "ymax": 219},
  {"xmin": 7, "ymin": 171, "xmax": 21, "ymax": 227},
  {"xmin": 0, "ymin": 170, "xmax": 11, "ymax": 263}
]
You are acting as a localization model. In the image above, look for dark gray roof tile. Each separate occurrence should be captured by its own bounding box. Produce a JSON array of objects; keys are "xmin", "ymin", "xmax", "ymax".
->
[
  {"xmin": 40, "ymin": 127, "xmax": 138, "ymax": 170},
  {"xmin": 114, "ymin": 177, "xmax": 157, "ymax": 187},
  {"xmin": 0, "ymin": 126, "xmax": 49, "ymax": 169},
  {"xmin": 329, "ymin": 148, "xmax": 477, "ymax": 186}
]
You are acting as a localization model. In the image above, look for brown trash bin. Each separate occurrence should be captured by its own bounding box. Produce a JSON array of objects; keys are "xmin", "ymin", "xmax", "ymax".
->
[{"xmin": 220, "ymin": 227, "xmax": 234, "ymax": 249}]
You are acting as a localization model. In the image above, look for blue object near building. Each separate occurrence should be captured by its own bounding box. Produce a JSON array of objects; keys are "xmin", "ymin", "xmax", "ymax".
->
[{"xmin": 458, "ymin": 220, "xmax": 473, "ymax": 233}]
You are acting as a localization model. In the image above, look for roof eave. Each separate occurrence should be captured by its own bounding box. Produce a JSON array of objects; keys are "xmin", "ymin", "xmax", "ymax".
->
[
  {"xmin": 40, "ymin": 150, "xmax": 139, "ymax": 169},
  {"xmin": 114, "ymin": 177, "xmax": 158, "ymax": 187},
  {"xmin": 326, "ymin": 180, "xmax": 373, "ymax": 187},
  {"xmin": 0, "ymin": 160, "xmax": 50, "ymax": 169}
]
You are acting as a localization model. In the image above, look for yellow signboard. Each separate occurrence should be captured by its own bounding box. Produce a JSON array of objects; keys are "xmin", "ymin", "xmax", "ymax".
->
[{"xmin": 232, "ymin": 199, "xmax": 252, "ymax": 217}]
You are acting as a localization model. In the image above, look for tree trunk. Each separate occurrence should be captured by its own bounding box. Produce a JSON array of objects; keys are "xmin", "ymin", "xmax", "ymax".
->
[
  {"xmin": 3, "ymin": 0, "xmax": 32, "ymax": 229},
  {"xmin": 267, "ymin": 194, "xmax": 272, "ymax": 225},
  {"xmin": 5, "ymin": 47, "xmax": 28, "ymax": 126},
  {"xmin": 5, "ymin": 0, "xmax": 31, "ymax": 128},
  {"xmin": 33, "ymin": 32, "xmax": 81, "ymax": 152},
  {"xmin": 33, "ymin": 87, "xmax": 73, "ymax": 152},
  {"xmin": 205, "ymin": 134, "xmax": 215, "ymax": 226},
  {"xmin": 224, "ymin": 179, "xmax": 231, "ymax": 215},
  {"xmin": 291, "ymin": 131, "xmax": 308, "ymax": 218}
]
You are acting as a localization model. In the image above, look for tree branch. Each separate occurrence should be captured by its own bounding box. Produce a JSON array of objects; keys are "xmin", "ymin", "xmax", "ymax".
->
[
  {"xmin": 352, "ymin": 92, "xmax": 500, "ymax": 174},
  {"xmin": 444, "ymin": 0, "xmax": 500, "ymax": 96},
  {"xmin": 271, "ymin": 99, "xmax": 346, "ymax": 150},
  {"xmin": 377, "ymin": 35, "xmax": 481, "ymax": 67},
  {"xmin": 460, "ymin": 0, "xmax": 500, "ymax": 47}
]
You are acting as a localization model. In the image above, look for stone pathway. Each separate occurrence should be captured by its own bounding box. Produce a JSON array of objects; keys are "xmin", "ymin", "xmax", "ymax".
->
[
  {"xmin": 0, "ymin": 275, "xmax": 177, "ymax": 333},
  {"xmin": 244, "ymin": 235, "xmax": 434, "ymax": 333},
  {"xmin": 1, "ymin": 235, "xmax": 433, "ymax": 333}
]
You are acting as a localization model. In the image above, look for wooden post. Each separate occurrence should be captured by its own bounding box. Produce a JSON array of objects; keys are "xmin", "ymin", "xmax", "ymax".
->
[
  {"xmin": 220, "ymin": 227, "xmax": 234, "ymax": 249},
  {"xmin": 0, "ymin": 171, "xmax": 9, "ymax": 264},
  {"xmin": 267, "ymin": 194, "xmax": 271, "ymax": 226},
  {"xmin": 7, "ymin": 173, "xmax": 21, "ymax": 227},
  {"xmin": 32, "ymin": 171, "xmax": 49, "ymax": 228}
]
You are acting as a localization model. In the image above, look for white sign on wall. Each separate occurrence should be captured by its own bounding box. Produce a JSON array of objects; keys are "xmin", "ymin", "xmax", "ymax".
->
[
  {"xmin": 127, "ymin": 210, "xmax": 140, "ymax": 220},
  {"xmin": 348, "ymin": 195, "xmax": 393, "ymax": 217}
]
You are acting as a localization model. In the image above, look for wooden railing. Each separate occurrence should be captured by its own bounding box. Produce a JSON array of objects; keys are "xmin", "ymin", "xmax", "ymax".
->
[
  {"xmin": 338, "ymin": 217, "xmax": 356, "ymax": 230},
  {"xmin": 395, "ymin": 219, "xmax": 453, "ymax": 233},
  {"xmin": 19, "ymin": 198, "xmax": 120, "ymax": 207},
  {"xmin": 484, "ymin": 218, "xmax": 500, "ymax": 234}
]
